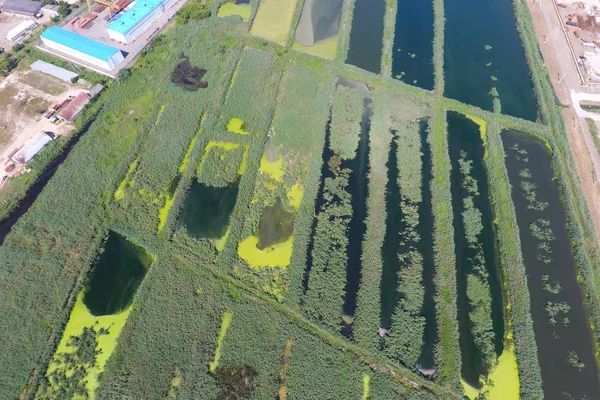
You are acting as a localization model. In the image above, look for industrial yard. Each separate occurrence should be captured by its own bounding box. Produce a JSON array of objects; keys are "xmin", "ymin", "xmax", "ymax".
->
[
  {"xmin": 0, "ymin": 63, "xmax": 90, "ymax": 185},
  {"xmin": 36, "ymin": 0, "xmax": 188, "ymax": 76}
]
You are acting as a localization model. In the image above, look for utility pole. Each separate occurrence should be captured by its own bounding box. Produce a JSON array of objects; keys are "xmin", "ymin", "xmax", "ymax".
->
[
  {"xmin": 544, "ymin": 30, "xmax": 555, "ymax": 44},
  {"xmin": 559, "ymin": 71, "xmax": 568, "ymax": 82}
]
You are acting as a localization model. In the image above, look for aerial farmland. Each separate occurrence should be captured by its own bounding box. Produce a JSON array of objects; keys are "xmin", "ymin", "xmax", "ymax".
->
[{"xmin": 1, "ymin": 0, "xmax": 600, "ymax": 399}]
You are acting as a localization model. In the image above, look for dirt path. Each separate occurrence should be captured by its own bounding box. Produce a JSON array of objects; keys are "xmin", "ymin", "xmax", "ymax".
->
[{"xmin": 527, "ymin": 0, "xmax": 600, "ymax": 246}]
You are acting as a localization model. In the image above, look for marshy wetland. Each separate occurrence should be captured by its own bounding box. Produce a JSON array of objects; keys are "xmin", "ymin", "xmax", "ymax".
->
[{"xmin": 3, "ymin": 0, "xmax": 600, "ymax": 398}]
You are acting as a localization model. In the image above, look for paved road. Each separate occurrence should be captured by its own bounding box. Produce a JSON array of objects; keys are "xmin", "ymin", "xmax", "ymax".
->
[{"xmin": 538, "ymin": 0, "xmax": 600, "ymax": 183}]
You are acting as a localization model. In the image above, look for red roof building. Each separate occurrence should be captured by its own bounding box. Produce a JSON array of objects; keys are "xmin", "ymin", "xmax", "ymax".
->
[{"xmin": 57, "ymin": 92, "xmax": 91, "ymax": 123}]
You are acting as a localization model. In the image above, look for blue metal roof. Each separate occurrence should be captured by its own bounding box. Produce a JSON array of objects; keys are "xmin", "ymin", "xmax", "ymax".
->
[
  {"xmin": 41, "ymin": 26, "xmax": 120, "ymax": 61},
  {"xmin": 107, "ymin": 0, "xmax": 163, "ymax": 35}
]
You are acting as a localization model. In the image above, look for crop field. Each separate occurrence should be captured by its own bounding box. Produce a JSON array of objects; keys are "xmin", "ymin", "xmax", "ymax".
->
[{"xmin": 2, "ymin": 0, "xmax": 600, "ymax": 398}]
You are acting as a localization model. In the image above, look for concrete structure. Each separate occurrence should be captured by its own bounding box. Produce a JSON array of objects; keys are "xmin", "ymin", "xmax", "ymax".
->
[
  {"xmin": 40, "ymin": 26, "xmax": 125, "ymax": 70},
  {"xmin": 107, "ymin": 0, "xmax": 176, "ymax": 43},
  {"xmin": 41, "ymin": 4, "xmax": 60, "ymax": 17},
  {"xmin": 6, "ymin": 19, "xmax": 36, "ymax": 41},
  {"xmin": 11, "ymin": 131, "xmax": 53, "ymax": 165},
  {"xmin": 30, "ymin": 60, "xmax": 78, "ymax": 82},
  {"xmin": 1, "ymin": 0, "xmax": 43, "ymax": 17},
  {"xmin": 57, "ymin": 92, "xmax": 90, "ymax": 122},
  {"xmin": 89, "ymin": 83, "xmax": 104, "ymax": 98}
]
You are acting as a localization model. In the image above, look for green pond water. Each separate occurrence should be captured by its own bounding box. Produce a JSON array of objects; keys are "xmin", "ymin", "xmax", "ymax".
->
[
  {"xmin": 448, "ymin": 112, "xmax": 505, "ymax": 387},
  {"xmin": 257, "ymin": 198, "xmax": 295, "ymax": 250},
  {"xmin": 502, "ymin": 130, "xmax": 600, "ymax": 399},
  {"xmin": 345, "ymin": 0, "xmax": 386, "ymax": 74},
  {"xmin": 83, "ymin": 233, "xmax": 152, "ymax": 316},
  {"xmin": 178, "ymin": 179, "xmax": 239, "ymax": 240}
]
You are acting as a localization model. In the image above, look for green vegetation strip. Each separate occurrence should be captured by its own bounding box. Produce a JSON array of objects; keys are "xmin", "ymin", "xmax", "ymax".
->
[{"xmin": 430, "ymin": 105, "xmax": 461, "ymax": 391}]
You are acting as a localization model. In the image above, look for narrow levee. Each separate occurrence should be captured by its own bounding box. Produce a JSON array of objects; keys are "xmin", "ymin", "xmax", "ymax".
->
[
  {"xmin": 448, "ymin": 112, "xmax": 505, "ymax": 388},
  {"xmin": 345, "ymin": 0, "xmax": 386, "ymax": 74},
  {"xmin": 443, "ymin": 0, "xmax": 537, "ymax": 121},
  {"xmin": 391, "ymin": 0, "xmax": 434, "ymax": 90},
  {"xmin": 502, "ymin": 130, "xmax": 600, "ymax": 399}
]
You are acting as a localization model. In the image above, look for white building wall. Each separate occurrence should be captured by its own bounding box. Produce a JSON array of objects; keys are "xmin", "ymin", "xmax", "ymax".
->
[
  {"xmin": 107, "ymin": 5, "xmax": 164, "ymax": 44},
  {"xmin": 41, "ymin": 37, "xmax": 122, "ymax": 70}
]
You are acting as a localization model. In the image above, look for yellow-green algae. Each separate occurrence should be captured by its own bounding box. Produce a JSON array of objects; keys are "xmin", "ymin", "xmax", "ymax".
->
[
  {"xmin": 226, "ymin": 117, "xmax": 249, "ymax": 135},
  {"xmin": 286, "ymin": 183, "xmax": 303, "ymax": 210},
  {"xmin": 292, "ymin": 35, "xmax": 339, "ymax": 60},
  {"xmin": 259, "ymin": 155, "xmax": 284, "ymax": 182},
  {"xmin": 45, "ymin": 293, "xmax": 131, "ymax": 398},
  {"xmin": 209, "ymin": 311, "xmax": 233, "ymax": 373},
  {"xmin": 114, "ymin": 159, "xmax": 139, "ymax": 201},
  {"xmin": 465, "ymin": 114, "xmax": 488, "ymax": 157},
  {"xmin": 214, "ymin": 227, "xmax": 231, "ymax": 252},
  {"xmin": 237, "ymin": 235, "xmax": 294, "ymax": 269},
  {"xmin": 217, "ymin": 2, "xmax": 251, "ymax": 21},
  {"xmin": 198, "ymin": 141, "xmax": 248, "ymax": 176},
  {"xmin": 250, "ymin": 0, "xmax": 299, "ymax": 45},
  {"xmin": 362, "ymin": 374, "xmax": 371, "ymax": 399}
]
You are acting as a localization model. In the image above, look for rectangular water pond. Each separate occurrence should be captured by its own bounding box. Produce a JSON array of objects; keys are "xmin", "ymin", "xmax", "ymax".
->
[
  {"xmin": 391, "ymin": 0, "xmax": 434, "ymax": 90},
  {"xmin": 177, "ymin": 179, "xmax": 240, "ymax": 240},
  {"xmin": 502, "ymin": 130, "xmax": 600, "ymax": 399},
  {"xmin": 448, "ymin": 112, "xmax": 505, "ymax": 388},
  {"xmin": 345, "ymin": 0, "xmax": 386, "ymax": 74},
  {"xmin": 443, "ymin": 0, "xmax": 537, "ymax": 121}
]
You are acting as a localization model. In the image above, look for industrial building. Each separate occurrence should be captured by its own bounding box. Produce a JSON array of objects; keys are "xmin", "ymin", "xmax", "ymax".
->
[
  {"xmin": 106, "ymin": 0, "xmax": 176, "ymax": 43},
  {"xmin": 40, "ymin": 26, "xmax": 125, "ymax": 70},
  {"xmin": 6, "ymin": 20, "xmax": 36, "ymax": 42},
  {"xmin": 30, "ymin": 60, "xmax": 78, "ymax": 83},
  {"xmin": 57, "ymin": 92, "xmax": 91, "ymax": 123},
  {"xmin": 1, "ymin": 0, "xmax": 43, "ymax": 17},
  {"xmin": 11, "ymin": 131, "xmax": 53, "ymax": 165}
]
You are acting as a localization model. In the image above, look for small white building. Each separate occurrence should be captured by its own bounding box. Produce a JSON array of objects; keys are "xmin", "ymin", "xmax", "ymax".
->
[
  {"xmin": 107, "ymin": 0, "xmax": 176, "ymax": 44},
  {"xmin": 11, "ymin": 131, "xmax": 53, "ymax": 165},
  {"xmin": 6, "ymin": 20, "xmax": 37, "ymax": 42},
  {"xmin": 40, "ymin": 26, "xmax": 125, "ymax": 70},
  {"xmin": 30, "ymin": 60, "xmax": 78, "ymax": 83}
]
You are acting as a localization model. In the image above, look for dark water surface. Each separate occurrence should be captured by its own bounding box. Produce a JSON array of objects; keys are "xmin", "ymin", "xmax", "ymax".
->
[
  {"xmin": 83, "ymin": 233, "xmax": 152, "ymax": 316},
  {"xmin": 178, "ymin": 179, "xmax": 239, "ymax": 239},
  {"xmin": 391, "ymin": 0, "xmax": 434, "ymax": 90},
  {"xmin": 448, "ymin": 112, "xmax": 505, "ymax": 387},
  {"xmin": 444, "ymin": 0, "xmax": 537, "ymax": 121},
  {"xmin": 502, "ymin": 130, "xmax": 600, "ymax": 399},
  {"xmin": 342, "ymin": 99, "xmax": 372, "ymax": 317},
  {"xmin": 345, "ymin": 0, "xmax": 386, "ymax": 74}
]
